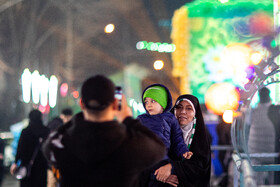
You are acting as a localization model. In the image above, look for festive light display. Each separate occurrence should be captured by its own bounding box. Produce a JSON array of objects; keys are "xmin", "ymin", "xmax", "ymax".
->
[
  {"xmin": 171, "ymin": 0, "xmax": 273, "ymax": 103},
  {"xmin": 223, "ymin": 110, "xmax": 233, "ymax": 124},
  {"xmin": 21, "ymin": 68, "xmax": 32, "ymax": 103},
  {"xmin": 21, "ymin": 69, "xmax": 58, "ymax": 108},
  {"xmin": 136, "ymin": 41, "xmax": 176, "ymax": 53},
  {"xmin": 205, "ymin": 82, "xmax": 240, "ymax": 115}
]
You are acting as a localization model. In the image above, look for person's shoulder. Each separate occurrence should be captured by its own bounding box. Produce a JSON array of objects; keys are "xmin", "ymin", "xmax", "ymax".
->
[
  {"xmin": 161, "ymin": 112, "xmax": 176, "ymax": 121},
  {"xmin": 137, "ymin": 113, "xmax": 150, "ymax": 120}
]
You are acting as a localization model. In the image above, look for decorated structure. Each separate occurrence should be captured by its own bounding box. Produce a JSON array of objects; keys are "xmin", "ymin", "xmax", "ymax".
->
[{"xmin": 171, "ymin": 0, "xmax": 273, "ymax": 108}]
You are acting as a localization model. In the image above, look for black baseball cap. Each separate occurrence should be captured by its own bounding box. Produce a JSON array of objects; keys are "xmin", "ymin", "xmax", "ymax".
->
[{"xmin": 81, "ymin": 75, "xmax": 115, "ymax": 110}]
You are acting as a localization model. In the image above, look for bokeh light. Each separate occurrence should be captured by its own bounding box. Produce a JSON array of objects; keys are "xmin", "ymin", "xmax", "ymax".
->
[
  {"xmin": 104, "ymin": 24, "xmax": 115, "ymax": 33},
  {"xmin": 221, "ymin": 43, "xmax": 252, "ymax": 67},
  {"xmin": 205, "ymin": 82, "xmax": 240, "ymax": 115},
  {"xmin": 60, "ymin": 83, "xmax": 68, "ymax": 97},
  {"xmin": 21, "ymin": 68, "xmax": 32, "ymax": 103},
  {"xmin": 154, "ymin": 60, "xmax": 164, "ymax": 70},
  {"xmin": 219, "ymin": 0, "xmax": 229, "ymax": 3},
  {"xmin": 250, "ymin": 51, "xmax": 263, "ymax": 65},
  {"xmin": 72, "ymin": 90, "xmax": 79, "ymax": 99},
  {"xmin": 249, "ymin": 12, "xmax": 273, "ymax": 36},
  {"xmin": 223, "ymin": 110, "xmax": 233, "ymax": 123}
]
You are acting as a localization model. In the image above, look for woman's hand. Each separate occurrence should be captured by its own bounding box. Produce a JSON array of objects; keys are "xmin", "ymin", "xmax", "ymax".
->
[
  {"xmin": 154, "ymin": 163, "xmax": 172, "ymax": 183},
  {"xmin": 166, "ymin": 175, "xmax": 179, "ymax": 187}
]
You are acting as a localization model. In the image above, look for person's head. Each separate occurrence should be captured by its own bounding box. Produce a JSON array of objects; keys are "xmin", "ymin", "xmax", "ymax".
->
[
  {"xmin": 60, "ymin": 108, "xmax": 73, "ymax": 123},
  {"xmin": 48, "ymin": 117, "xmax": 63, "ymax": 131},
  {"xmin": 80, "ymin": 75, "xmax": 116, "ymax": 121},
  {"xmin": 28, "ymin": 109, "xmax": 43, "ymax": 126},
  {"xmin": 258, "ymin": 87, "xmax": 271, "ymax": 103},
  {"xmin": 143, "ymin": 85, "xmax": 168, "ymax": 115},
  {"xmin": 171, "ymin": 95, "xmax": 200, "ymax": 127}
]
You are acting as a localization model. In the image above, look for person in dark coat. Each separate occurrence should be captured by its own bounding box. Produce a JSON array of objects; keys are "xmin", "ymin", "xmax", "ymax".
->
[
  {"xmin": 42, "ymin": 75, "xmax": 166, "ymax": 187},
  {"xmin": 137, "ymin": 84, "xmax": 191, "ymax": 187},
  {"xmin": 268, "ymin": 104, "xmax": 280, "ymax": 184},
  {"xmin": 155, "ymin": 94, "xmax": 212, "ymax": 187},
  {"xmin": 47, "ymin": 117, "xmax": 63, "ymax": 132},
  {"xmin": 0, "ymin": 137, "xmax": 5, "ymax": 186},
  {"xmin": 10, "ymin": 109, "xmax": 50, "ymax": 187}
]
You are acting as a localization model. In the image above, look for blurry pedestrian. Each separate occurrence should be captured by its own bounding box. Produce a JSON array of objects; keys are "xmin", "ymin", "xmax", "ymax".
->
[
  {"xmin": 59, "ymin": 108, "xmax": 73, "ymax": 124},
  {"xmin": 47, "ymin": 108, "xmax": 72, "ymax": 187},
  {"xmin": 47, "ymin": 117, "xmax": 63, "ymax": 132},
  {"xmin": 46, "ymin": 117, "xmax": 63, "ymax": 187},
  {"xmin": 10, "ymin": 109, "xmax": 50, "ymax": 187},
  {"xmin": 0, "ymin": 137, "xmax": 5, "ymax": 186},
  {"xmin": 248, "ymin": 87, "xmax": 276, "ymax": 185},
  {"xmin": 216, "ymin": 115, "xmax": 232, "ymax": 187},
  {"xmin": 42, "ymin": 75, "xmax": 166, "ymax": 187},
  {"xmin": 268, "ymin": 103, "xmax": 280, "ymax": 184}
]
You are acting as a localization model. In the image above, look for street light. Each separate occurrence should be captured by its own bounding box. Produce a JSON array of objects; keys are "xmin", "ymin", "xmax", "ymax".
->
[
  {"xmin": 104, "ymin": 24, "xmax": 115, "ymax": 33},
  {"xmin": 154, "ymin": 60, "xmax": 164, "ymax": 70}
]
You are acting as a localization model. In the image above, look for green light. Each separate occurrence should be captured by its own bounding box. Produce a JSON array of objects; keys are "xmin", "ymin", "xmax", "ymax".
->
[
  {"xmin": 271, "ymin": 40, "xmax": 277, "ymax": 48},
  {"xmin": 136, "ymin": 41, "xmax": 176, "ymax": 53}
]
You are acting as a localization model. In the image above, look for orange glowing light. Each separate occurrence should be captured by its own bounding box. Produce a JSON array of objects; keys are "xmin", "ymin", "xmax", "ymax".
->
[
  {"xmin": 222, "ymin": 43, "xmax": 253, "ymax": 67},
  {"xmin": 72, "ymin": 91, "xmax": 79, "ymax": 99},
  {"xmin": 205, "ymin": 83, "xmax": 240, "ymax": 115},
  {"xmin": 104, "ymin": 24, "xmax": 115, "ymax": 33},
  {"xmin": 223, "ymin": 110, "xmax": 233, "ymax": 123},
  {"xmin": 250, "ymin": 51, "xmax": 263, "ymax": 65}
]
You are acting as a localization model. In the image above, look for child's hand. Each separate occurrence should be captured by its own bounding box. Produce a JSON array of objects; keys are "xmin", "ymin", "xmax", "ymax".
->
[{"xmin": 183, "ymin": 151, "xmax": 193, "ymax": 159}]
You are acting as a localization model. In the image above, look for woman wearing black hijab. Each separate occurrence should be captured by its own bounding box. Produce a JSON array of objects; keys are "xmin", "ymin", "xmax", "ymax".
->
[
  {"xmin": 10, "ymin": 110, "xmax": 50, "ymax": 187},
  {"xmin": 155, "ymin": 94, "xmax": 211, "ymax": 187}
]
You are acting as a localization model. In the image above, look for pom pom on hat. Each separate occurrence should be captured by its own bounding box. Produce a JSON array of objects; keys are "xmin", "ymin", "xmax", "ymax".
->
[{"xmin": 143, "ymin": 86, "xmax": 168, "ymax": 110}]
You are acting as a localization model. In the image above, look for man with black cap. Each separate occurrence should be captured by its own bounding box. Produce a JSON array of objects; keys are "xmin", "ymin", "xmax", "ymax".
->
[{"xmin": 42, "ymin": 75, "xmax": 165, "ymax": 187}]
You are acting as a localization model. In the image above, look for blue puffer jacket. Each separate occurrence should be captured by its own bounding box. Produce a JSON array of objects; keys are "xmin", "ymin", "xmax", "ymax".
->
[{"xmin": 137, "ymin": 84, "xmax": 188, "ymax": 161}]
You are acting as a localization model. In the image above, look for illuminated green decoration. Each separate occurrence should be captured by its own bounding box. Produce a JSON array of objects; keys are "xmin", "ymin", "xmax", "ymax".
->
[
  {"xmin": 171, "ymin": 0, "xmax": 273, "ymax": 103},
  {"xmin": 136, "ymin": 41, "xmax": 176, "ymax": 53}
]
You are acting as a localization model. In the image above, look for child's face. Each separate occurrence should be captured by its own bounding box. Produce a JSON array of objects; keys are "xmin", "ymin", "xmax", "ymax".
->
[{"xmin": 144, "ymin": 97, "xmax": 164, "ymax": 115}]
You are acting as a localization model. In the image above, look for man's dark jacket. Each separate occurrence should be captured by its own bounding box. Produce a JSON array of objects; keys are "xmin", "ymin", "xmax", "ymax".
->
[{"xmin": 42, "ymin": 112, "xmax": 165, "ymax": 187}]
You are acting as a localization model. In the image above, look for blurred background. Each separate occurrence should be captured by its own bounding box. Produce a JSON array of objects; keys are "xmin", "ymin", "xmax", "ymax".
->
[{"xmin": 0, "ymin": 0, "xmax": 279, "ymax": 186}]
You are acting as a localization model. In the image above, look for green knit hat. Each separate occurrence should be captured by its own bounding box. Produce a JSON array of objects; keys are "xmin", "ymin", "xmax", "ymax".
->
[{"xmin": 143, "ymin": 86, "xmax": 168, "ymax": 109}]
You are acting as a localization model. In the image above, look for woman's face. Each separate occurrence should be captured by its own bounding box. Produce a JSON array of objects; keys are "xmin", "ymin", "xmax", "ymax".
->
[{"xmin": 175, "ymin": 100, "xmax": 195, "ymax": 126}]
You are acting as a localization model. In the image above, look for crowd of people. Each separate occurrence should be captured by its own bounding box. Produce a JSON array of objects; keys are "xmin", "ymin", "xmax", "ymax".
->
[
  {"xmin": 7, "ymin": 74, "xmax": 212, "ymax": 187},
  {"xmin": 7, "ymin": 74, "xmax": 280, "ymax": 187}
]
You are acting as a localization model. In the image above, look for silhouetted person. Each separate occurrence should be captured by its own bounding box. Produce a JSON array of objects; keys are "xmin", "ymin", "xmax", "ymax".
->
[
  {"xmin": 60, "ymin": 108, "xmax": 73, "ymax": 124},
  {"xmin": 216, "ymin": 115, "xmax": 232, "ymax": 187},
  {"xmin": 0, "ymin": 137, "xmax": 5, "ymax": 186},
  {"xmin": 248, "ymin": 87, "xmax": 276, "ymax": 185},
  {"xmin": 268, "ymin": 102, "xmax": 280, "ymax": 184},
  {"xmin": 42, "ymin": 75, "xmax": 165, "ymax": 187},
  {"xmin": 10, "ymin": 109, "xmax": 50, "ymax": 187},
  {"xmin": 47, "ymin": 117, "xmax": 63, "ymax": 132}
]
